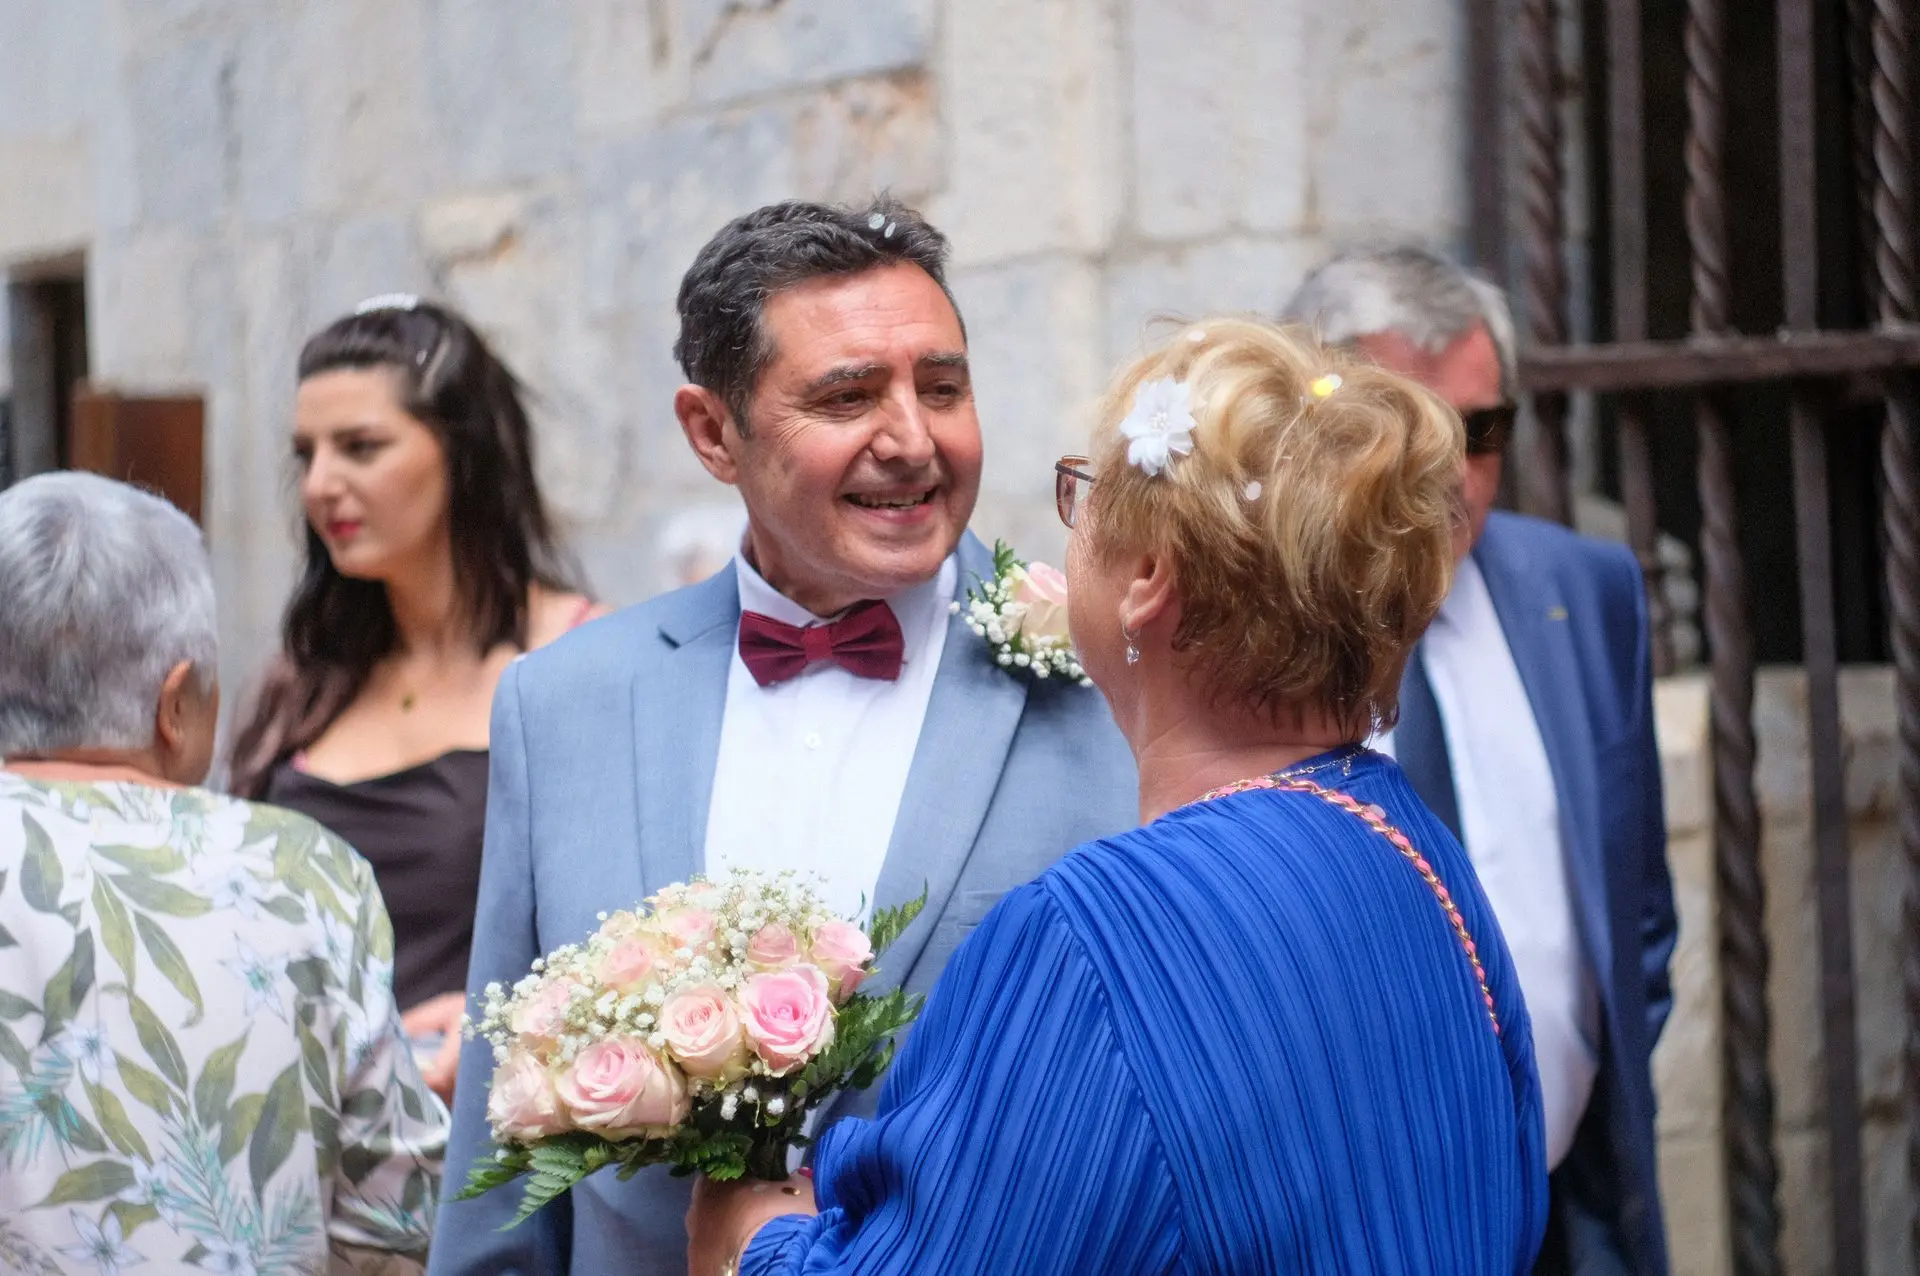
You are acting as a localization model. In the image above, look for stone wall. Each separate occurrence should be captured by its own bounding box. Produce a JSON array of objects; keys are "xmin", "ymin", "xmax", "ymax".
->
[
  {"xmin": 0, "ymin": 0, "xmax": 1471, "ymax": 692},
  {"xmin": 1653, "ymin": 668, "xmax": 1914, "ymax": 1275}
]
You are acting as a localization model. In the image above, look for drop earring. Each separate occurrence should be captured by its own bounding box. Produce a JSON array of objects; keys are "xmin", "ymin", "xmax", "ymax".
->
[{"xmin": 1122, "ymin": 621, "xmax": 1141, "ymax": 666}]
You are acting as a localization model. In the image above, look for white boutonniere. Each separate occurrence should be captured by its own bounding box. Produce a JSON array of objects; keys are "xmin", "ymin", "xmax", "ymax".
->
[{"xmin": 952, "ymin": 541, "xmax": 1091, "ymax": 685}]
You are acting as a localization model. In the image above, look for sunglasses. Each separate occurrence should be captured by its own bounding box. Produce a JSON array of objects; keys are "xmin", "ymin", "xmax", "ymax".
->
[
  {"xmin": 1055, "ymin": 456, "xmax": 1095, "ymax": 529},
  {"xmin": 1463, "ymin": 403, "xmax": 1517, "ymax": 455}
]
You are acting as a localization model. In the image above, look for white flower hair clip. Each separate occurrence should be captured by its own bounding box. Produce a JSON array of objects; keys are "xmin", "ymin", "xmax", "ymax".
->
[
  {"xmin": 354, "ymin": 292, "xmax": 421, "ymax": 315},
  {"xmin": 1120, "ymin": 378, "xmax": 1197, "ymax": 477}
]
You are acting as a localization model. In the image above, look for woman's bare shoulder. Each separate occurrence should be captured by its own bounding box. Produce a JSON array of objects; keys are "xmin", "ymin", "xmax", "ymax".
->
[{"xmin": 525, "ymin": 586, "xmax": 612, "ymax": 651}]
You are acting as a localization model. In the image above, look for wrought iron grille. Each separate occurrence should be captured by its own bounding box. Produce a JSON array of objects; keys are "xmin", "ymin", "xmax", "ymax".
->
[{"xmin": 1474, "ymin": 0, "xmax": 1920, "ymax": 1272}]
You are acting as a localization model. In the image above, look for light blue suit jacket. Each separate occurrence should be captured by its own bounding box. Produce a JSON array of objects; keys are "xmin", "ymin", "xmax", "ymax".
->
[{"xmin": 427, "ymin": 533, "xmax": 1138, "ymax": 1275}]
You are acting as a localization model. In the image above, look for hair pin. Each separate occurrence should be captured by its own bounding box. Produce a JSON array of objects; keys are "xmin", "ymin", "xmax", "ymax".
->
[
  {"xmin": 1307, "ymin": 373, "xmax": 1343, "ymax": 401},
  {"xmin": 354, "ymin": 292, "xmax": 421, "ymax": 315},
  {"xmin": 1243, "ymin": 480, "xmax": 1263, "ymax": 502}
]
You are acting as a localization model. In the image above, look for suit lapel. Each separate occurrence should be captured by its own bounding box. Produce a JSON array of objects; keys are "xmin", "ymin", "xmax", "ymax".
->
[
  {"xmin": 631, "ymin": 565, "xmax": 740, "ymax": 896},
  {"xmin": 1473, "ymin": 518, "xmax": 1615, "ymax": 983},
  {"xmin": 868, "ymin": 533, "xmax": 1030, "ymax": 992}
]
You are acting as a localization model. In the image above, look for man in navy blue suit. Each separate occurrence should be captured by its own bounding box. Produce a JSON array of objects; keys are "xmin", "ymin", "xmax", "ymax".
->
[{"xmin": 1287, "ymin": 248, "xmax": 1678, "ymax": 1276}]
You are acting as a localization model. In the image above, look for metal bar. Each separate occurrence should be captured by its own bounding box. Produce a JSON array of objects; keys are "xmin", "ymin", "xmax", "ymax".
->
[
  {"xmin": 1606, "ymin": 0, "xmax": 1672, "ymax": 675},
  {"xmin": 1467, "ymin": 0, "xmax": 1510, "ymax": 282},
  {"xmin": 1519, "ymin": 328, "xmax": 1920, "ymax": 392},
  {"xmin": 1778, "ymin": 0, "xmax": 1867, "ymax": 1269},
  {"xmin": 1848, "ymin": 0, "xmax": 1882, "ymax": 312},
  {"xmin": 1687, "ymin": 0, "xmax": 1779, "ymax": 1267},
  {"xmin": 1863, "ymin": 0, "xmax": 1920, "ymax": 1267},
  {"xmin": 1515, "ymin": 0, "xmax": 1572, "ymax": 524}
]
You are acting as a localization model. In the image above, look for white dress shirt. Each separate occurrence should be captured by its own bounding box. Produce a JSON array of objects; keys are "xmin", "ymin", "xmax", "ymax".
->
[
  {"xmin": 1376, "ymin": 556, "xmax": 1600, "ymax": 1168},
  {"xmin": 702, "ymin": 554, "xmax": 956, "ymax": 923}
]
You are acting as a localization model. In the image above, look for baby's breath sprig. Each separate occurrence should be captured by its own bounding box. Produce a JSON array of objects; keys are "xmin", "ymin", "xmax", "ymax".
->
[{"xmin": 950, "ymin": 540, "xmax": 1091, "ymax": 686}]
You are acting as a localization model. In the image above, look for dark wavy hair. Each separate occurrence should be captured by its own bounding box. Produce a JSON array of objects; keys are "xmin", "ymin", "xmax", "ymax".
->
[
  {"xmin": 673, "ymin": 195, "xmax": 961, "ymax": 435},
  {"xmin": 228, "ymin": 298, "xmax": 578, "ymax": 797}
]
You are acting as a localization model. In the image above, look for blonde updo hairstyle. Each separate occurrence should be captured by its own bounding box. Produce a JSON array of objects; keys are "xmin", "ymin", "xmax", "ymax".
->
[{"xmin": 1084, "ymin": 317, "xmax": 1464, "ymax": 734}]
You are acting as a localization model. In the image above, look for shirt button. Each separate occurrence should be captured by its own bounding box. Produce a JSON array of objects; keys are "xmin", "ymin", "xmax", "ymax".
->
[{"xmin": 804, "ymin": 732, "xmax": 822, "ymax": 750}]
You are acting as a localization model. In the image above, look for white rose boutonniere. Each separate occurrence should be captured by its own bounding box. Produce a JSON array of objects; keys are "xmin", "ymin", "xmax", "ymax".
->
[{"xmin": 952, "ymin": 541, "xmax": 1091, "ymax": 685}]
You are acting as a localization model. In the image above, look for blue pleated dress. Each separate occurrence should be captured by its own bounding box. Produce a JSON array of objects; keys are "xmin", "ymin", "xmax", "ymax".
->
[{"xmin": 746, "ymin": 747, "xmax": 1549, "ymax": 1274}]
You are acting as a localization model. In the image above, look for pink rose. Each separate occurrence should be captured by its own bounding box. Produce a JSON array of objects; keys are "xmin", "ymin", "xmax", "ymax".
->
[
  {"xmin": 597, "ymin": 939, "xmax": 655, "ymax": 994},
  {"xmin": 745, "ymin": 923, "xmax": 801, "ymax": 970},
  {"xmin": 659, "ymin": 986, "xmax": 750, "ymax": 1081},
  {"xmin": 509, "ymin": 979, "xmax": 576, "ymax": 1043},
  {"xmin": 651, "ymin": 907, "xmax": 718, "ymax": 963},
  {"xmin": 1010, "ymin": 562, "xmax": 1071, "ymax": 643},
  {"xmin": 739, "ymin": 966, "xmax": 835, "ymax": 1073},
  {"xmin": 554, "ymin": 1038, "xmax": 689, "ymax": 1136},
  {"xmin": 809, "ymin": 921, "xmax": 874, "ymax": 1004},
  {"xmin": 486, "ymin": 1048, "xmax": 569, "ymax": 1140}
]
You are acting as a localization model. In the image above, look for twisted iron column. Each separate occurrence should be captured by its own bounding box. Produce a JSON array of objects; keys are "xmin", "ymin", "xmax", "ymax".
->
[
  {"xmin": 1865, "ymin": 0, "xmax": 1920, "ymax": 1266},
  {"xmin": 1515, "ymin": 0, "xmax": 1572, "ymax": 525},
  {"xmin": 1688, "ymin": 0, "xmax": 1779, "ymax": 1269}
]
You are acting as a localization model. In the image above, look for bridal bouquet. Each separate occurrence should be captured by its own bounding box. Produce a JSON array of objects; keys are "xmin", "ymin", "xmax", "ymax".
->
[{"xmin": 456, "ymin": 869, "xmax": 924, "ymax": 1226}]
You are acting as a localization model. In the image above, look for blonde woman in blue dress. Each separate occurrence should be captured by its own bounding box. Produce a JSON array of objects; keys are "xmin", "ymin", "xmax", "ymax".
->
[{"xmin": 688, "ymin": 319, "xmax": 1548, "ymax": 1274}]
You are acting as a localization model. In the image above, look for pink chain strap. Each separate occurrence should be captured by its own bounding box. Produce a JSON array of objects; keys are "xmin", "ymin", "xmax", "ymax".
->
[{"xmin": 1196, "ymin": 772, "xmax": 1501, "ymax": 1038}]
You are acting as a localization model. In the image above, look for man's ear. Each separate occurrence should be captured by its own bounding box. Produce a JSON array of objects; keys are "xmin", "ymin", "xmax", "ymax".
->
[
  {"xmin": 677, "ymin": 385, "xmax": 743, "ymax": 485},
  {"xmin": 1120, "ymin": 551, "xmax": 1179, "ymax": 636},
  {"xmin": 154, "ymin": 661, "xmax": 196, "ymax": 756}
]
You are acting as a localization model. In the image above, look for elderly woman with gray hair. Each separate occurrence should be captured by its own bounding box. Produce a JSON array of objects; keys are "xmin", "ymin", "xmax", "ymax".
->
[{"xmin": 0, "ymin": 472, "xmax": 448, "ymax": 1273}]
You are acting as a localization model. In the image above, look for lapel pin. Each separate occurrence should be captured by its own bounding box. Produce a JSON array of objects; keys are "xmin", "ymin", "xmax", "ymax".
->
[{"xmin": 1547, "ymin": 605, "xmax": 1569, "ymax": 622}]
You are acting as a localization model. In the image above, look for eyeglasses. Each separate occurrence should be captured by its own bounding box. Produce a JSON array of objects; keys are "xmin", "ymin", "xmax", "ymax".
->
[
  {"xmin": 1463, "ymin": 403, "xmax": 1517, "ymax": 455},
  {"xmin": 1055, "ymin": 456, "xmax": 1095, "ymax": 528}
]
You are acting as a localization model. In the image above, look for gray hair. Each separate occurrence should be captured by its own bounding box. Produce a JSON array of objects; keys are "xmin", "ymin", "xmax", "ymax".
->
[
  {"xmin": 1281, "ymin": 246, "xmax": 1518, "ymax": 395},
  {"xmin": 0, "ymin": 472, "xmax": 217, "ymax": 755},
  {"xmin": 673, "ymin": 194, "xmax": 962, "ymax": 435}
]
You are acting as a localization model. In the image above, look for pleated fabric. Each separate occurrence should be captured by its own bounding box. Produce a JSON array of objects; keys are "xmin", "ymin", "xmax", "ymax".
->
[{"xmin": 746, "ymin": 748, "xmax": 1548, "ymax": 1274}]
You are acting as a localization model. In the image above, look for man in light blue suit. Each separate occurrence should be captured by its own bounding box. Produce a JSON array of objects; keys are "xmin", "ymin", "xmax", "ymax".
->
[
  {"xmin": 427, "ymin": 197, "xmax": 1136, "ymax": 1275},
  {"xmin": 1287, "ymin": 249, "xmax": 1678, "ymax": 1276}
]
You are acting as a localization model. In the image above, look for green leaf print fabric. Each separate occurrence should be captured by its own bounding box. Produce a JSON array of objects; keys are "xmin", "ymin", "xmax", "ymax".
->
[{"xmin": 0, "ymin": 775, "xmax": 448, "ymax": 1275}]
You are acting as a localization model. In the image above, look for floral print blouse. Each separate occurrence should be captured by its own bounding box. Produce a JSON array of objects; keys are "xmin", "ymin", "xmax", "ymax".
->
[{"xmin": 0, "ymin": 774, "xmax": 448, "ymax": 1275}]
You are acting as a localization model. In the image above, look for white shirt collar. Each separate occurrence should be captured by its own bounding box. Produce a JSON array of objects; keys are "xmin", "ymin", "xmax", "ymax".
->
[{"xmin": 731, "ymin": 552, "xmax": 958, "ymax": 668}]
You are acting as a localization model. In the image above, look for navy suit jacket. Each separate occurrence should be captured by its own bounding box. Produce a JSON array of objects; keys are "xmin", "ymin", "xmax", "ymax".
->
[
  {"xmin": 426, "ymin": 533, "xmax": 1138, "ymax": 1275},
  {"xmin": 1403, "ymin": 511, "xmax": 1676, "ymax": 1275}
]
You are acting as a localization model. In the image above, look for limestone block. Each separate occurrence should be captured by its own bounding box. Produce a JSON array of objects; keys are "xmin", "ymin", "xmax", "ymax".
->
[
  {"xmin": 1301, "ymin": 0, "xmax": 1467, "ymax": 241},
  {"xmin": 1655, "ymin": 1134, "xmax": 1729, "ymax": 1276},
  {"xmin": 297, "ymin": 0, "xmax": 445, "ymax": 213},
  {"xmin": 1653, "ymin": 830, "xmax": 1720, "ymax": 1139},
  {"xmin": 89, "ymin": 230, "xmax": 207, "ymax": 387},
  {"xmin": 125, "ymin": 31, "xmax": 232, "ymax": 232},
  {"xmin": 419, "ymin": 190, "xmax": 530, "ymax": 266},
  {"xmin": 1839, "ymin": 667, "xmax": 1900, "ymax": 819},
  {"xmin": 655, "ymin": 501, "xmax": 749, "ymax": 594},
  {"xmin": 1775, "ymin": 1126, "xmax": 1831, "ymax": 1276},
  {"xmin": 930, "ymin": 0, "xmax": 1121, "ymax": 267},
  {"xmin": 0, "ymin": 0, "xmax": 100, "ymax": 136},
  {"xmin": 0, "ymin": 137, "xmax": 92, "ymax": 262},
  {"xmin": 1101, "ymin": 235, "xmax": 1324, "ymax": 368},
  {"xmin": 430, "ymin": 192, "xmax": 633, "ymax": 526},
  {"xmin": 1655, "ymin": 675, "xmax": 1711, "ymax": 839},
  {"xmin": 1848, "ymin": 817, "xmax": 1903, "ymax": 1110},
  {"xmin": 683, "ymin": 0, "xmax": 933, "ymax": 107},
  {"xmin": 1863, "ymin": 1117, "xmax": 1917, "ymax": 1276},
  {"xmin": 308, "ymin": 213, "xmax": 433, "ymax": 326},
  {"xmin": 426, "ymin": 0, "xmax": 577, "ymax": 183},
  {"xmin": 949, "ymin": 256, "xmax": 1106, "ymax": 512},
  {"xmin": 1125, "ymin": 0, "xmax": 1308, "ymax": 241},
  {"xmin": 576, "ymin": 0, "xmax": 677, "ymax": 135},
  {"xmin": 792, "ymin": 73, "xmax": 941, "ymax": 207},
  {"xmin": 232, "ymin": 17, "xmax": 307, "ymax": 226}
]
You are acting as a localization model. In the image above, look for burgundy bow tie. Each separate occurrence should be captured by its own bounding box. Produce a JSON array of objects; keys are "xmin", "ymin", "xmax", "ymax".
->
[{"xmin": 737, "ymin": 601, "xmax": 905, "ymax": 687}]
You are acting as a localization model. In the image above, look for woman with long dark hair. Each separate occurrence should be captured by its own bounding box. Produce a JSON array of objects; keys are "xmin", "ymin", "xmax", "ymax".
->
[{"xmin": 230, "ymin": 295, "xmax": 606, "ymax": 1100}]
